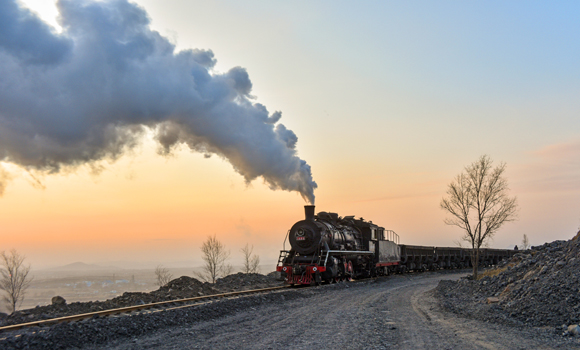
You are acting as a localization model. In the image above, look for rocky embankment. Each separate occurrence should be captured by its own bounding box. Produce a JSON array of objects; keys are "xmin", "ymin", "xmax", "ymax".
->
[
  {"xmin": 436, "ymin": 233, "xmax": 580, "ymax": 336},
  {"xmin": 213, "ymin": 272, "xmax": 281, "ymax": 292},
  {"xmin": 0, "ymin": 272, "xmax": 281, "ymax": 327}
]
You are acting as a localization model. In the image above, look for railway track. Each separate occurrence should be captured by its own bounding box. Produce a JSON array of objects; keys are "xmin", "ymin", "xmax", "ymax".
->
[
  {"xmin": 0, "ymin": 270, "xmax": 460, "ymax": 336},
  {"xmin": 0, "ymin": 285, "xmax": 289, "ymax": 335}
]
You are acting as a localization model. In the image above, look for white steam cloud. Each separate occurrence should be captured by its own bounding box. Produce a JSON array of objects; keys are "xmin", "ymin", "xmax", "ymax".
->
[{"xmin": 0, "ymin": 0, "xmax": 316, "ymax": 203}]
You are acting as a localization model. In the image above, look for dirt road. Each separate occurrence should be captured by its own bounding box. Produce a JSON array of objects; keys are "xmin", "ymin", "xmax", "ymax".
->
[{"xmin": 88, "ymin": 272, "xmax": 573, "ymax": 350}]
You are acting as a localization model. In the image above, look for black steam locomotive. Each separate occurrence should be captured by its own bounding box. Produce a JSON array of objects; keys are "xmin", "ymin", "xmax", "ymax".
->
[{"xmin": 276, "ymin": 205, "xmax": 517, "ymax": 285}]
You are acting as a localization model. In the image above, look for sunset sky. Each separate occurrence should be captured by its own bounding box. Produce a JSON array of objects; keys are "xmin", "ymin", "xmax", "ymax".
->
[{"xmin": 1, "ymin": 0, "xmax": 579, "ymax": 269}]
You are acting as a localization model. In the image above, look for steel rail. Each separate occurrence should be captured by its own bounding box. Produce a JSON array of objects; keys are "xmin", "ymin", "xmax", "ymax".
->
[{"xmin": 0, "ymin": 285, "xmax": 288, "ymax": 334}]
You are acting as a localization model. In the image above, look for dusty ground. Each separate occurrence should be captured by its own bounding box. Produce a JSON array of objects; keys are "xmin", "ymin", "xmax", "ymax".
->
[{"xmin": 74, "ymin": 272, "xmax": 578, "ymax": 350}]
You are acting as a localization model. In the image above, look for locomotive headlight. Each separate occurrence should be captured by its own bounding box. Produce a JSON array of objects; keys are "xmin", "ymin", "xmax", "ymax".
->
[
  {"xmin": 297, "ymin": 228, "xmax": 305, "ymax": 236},
  {"xmin": 313, "ymin": 267, "xmax": 318, "ymax": 272}
]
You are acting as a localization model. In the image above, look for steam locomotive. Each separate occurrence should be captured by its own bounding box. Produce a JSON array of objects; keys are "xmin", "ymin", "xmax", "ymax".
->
[{"xmin": 276, "ymin": 205, "xmax": 517, "ymax": 285}]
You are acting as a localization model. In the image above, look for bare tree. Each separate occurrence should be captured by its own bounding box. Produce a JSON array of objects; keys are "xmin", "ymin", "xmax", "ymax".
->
[
  {"xmin": 0, "ymin": 249, "xmax": 33, "ymax": 314},
  {"xmin": 521, "ymin": 234, "xmax": 530, "ymax": 250},
  {"xmin": 154, "ymin": 265, "xmax": 173, "ymax": 287},
  {"xmin": 221, "ymin": 264, "xmax": 233, "ymax": 277},
  {"xmin": 241, "ymin": 244, "xmax": 260, "ymax": 274},
  {"xmin": 198, "ymin": 235, "xmax": 232, "ymax": 283},
  {"xmin": 440, "ymin": 155, "xmax": 518, "ymax": 279}
]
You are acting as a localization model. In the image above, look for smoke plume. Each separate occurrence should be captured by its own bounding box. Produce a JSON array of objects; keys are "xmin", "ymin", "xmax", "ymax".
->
[{"xmin": 0, "ymin": 0, "xmax": 316, "ymax": 202}]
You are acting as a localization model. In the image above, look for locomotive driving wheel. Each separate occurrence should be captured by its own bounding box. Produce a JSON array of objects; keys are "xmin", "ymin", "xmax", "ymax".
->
[{"xmin": 316, "ymin": 273, "xmax": 323, "ymax": 286}]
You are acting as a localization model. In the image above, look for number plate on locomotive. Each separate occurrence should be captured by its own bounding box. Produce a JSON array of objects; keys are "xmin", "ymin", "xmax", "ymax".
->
[{"xmin": 296, "ymin": 237, "xmax": 306, "ymax": 240}]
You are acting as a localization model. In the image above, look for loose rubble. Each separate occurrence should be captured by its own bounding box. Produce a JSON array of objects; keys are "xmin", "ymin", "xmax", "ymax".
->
[
  {"xmin": 436, "ymin": 234, "xmax": 580, "ymax": 336},
  {"xmin": 569, "ymin": 325, "xmax": 580, "ymax": 336},
  {"xmin": 51, "ymin": 296, "xmax": 66, "ymax": 306},
  {"xmin": 0, "ymin": 273, "xmax": 281, "ymax": 328},
  {"xmin": 0, "ymin": 286, "xmax": 310, "ymax": 350},
  {"xmin": 213, "ymin": 272, "xmax": 281, "ymax": 292}
]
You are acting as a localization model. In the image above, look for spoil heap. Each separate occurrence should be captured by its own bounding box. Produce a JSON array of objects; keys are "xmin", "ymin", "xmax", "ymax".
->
[
  {"xmin": 213, "ymin": 272, "xmax": 280, "ymax": 292},
  {"xmin": 436, "ymin": 234, "xmax": 580, "ymax": 333},
  {"xmin": 156, "ymin": 276, "xmax": 218, "ymax": 297},
  {"xmin": 110, "ymin": 276, "xmax": 218, "ymax": 307}
]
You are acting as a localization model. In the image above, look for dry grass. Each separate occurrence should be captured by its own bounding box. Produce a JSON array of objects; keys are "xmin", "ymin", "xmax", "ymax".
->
[
  {"xmin": 522, "ymin": 268, "xmax": 539, "ymax": 280},
  {"xmin": 477, "ymin": 266, "xmax": 508, "ymax": 280},
  {"xmin": 573, "ymin": 230, "xmax": 580, "ymax": 241},
  {"xmin": 499, "ymin": 284, "xmax": 513, "ymax": 299}
]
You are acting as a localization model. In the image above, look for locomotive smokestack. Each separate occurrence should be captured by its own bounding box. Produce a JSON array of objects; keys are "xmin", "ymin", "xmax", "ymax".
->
[{"xmin": 304, "ymin": 205, "xmax": 315, "ymax": 221}]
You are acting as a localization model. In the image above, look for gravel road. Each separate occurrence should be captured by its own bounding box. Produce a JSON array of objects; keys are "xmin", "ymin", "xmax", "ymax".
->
[{"xmin": 78, "ymin": 271, "xmax": 576, "ymax": 350}]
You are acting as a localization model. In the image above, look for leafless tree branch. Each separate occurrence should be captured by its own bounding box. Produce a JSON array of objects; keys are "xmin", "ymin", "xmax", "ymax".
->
[
  {"xmin": 198, "ymin": 235, "xmax": 232, "ymax": 283},
  {"xmin": 0, "ymin": 249, "xmax": 33, "ymax": 314},
  {"xmin": 241, "ymin": 244, "xmax": 260, "ymax": 274},
  {"xmin": 521, "ymin": 234, "xmax": 530, "ymax": 250},
  {"xmin": 154, "ymin": 265, "xmax": 173, "ymax": 287},
  {"xmin": 440, "ymin": 155, "xmax": 518, "ymax": 279}
]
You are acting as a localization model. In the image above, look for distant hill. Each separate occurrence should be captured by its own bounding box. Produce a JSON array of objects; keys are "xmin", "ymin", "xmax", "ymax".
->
[{"xmin": 48, "ymin": 262, "xmax": 121, "ymax": 271}]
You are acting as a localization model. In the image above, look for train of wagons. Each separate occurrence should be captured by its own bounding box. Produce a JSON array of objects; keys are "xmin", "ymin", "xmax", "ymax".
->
[{"xmin": 276, "ymin": 205, "xmax": 518, "ymax": 285}]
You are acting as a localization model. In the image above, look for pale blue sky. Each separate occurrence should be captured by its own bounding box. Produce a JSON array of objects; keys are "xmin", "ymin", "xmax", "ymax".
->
[
  {"xmin": 132, "ymin": 0, "xmax": 580, "ymax": 147},
  {"xmin": 132, "ymin": 0, "xmax": 580, "ymax": 247}
]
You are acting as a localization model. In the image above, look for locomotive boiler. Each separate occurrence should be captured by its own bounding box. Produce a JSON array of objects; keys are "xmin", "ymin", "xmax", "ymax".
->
[
  {"xmin": 277, "ymin": 205, "xmax": 400, "ymax": 285},
  {"xmin": 276, "ymin": 205, "xmax": 517, "ymax": 286}
]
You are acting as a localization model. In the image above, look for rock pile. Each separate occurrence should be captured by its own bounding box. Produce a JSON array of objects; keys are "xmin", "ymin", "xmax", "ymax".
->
[
  {"xmin": 154, "ymin": 276, "xmax": 218, "ymax": 297},
  {"xmin": 0, "ymin": 273, "xmax": 281, "ymax": 328},
  {"xmin": 436, "ymin": 235, "xmax": 580, "ymax": 335},
  {"xmin": 51, "ymin": 296, "xmax": 66, "ymax": 306},
  {"xmin": 213, "ymin": 272, "xmax": 280, "ymax": 292}
]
